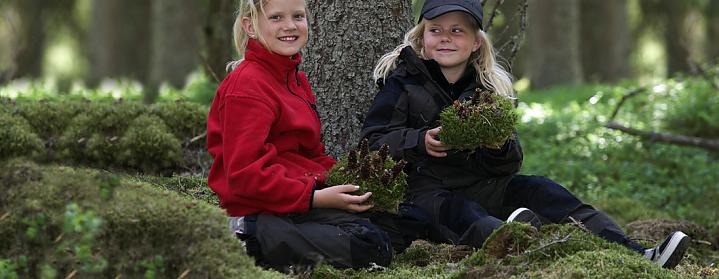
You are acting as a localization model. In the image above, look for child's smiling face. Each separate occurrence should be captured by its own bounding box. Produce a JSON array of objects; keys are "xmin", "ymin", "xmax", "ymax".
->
[
  {"xmin": 422, "ymin": 11, "xmax": 481, "ymax": 73},
  {"xmin": 255, "ymin": 0, "xmax": 309, "ymax": 56}
]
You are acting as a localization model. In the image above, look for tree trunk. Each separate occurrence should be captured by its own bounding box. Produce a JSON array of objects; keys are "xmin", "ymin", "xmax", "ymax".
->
[
  {"xmin": 304, "ymin": 0, "xmax": 413, "ymax": 157},
  {"xmin": 87, "ymin": 0, "xmax": 151, "ymax": 86},
  {"xmin": 203, "ymin": 0, "xmax": 235, "ymax": 83},
  {"xmin": 493, "ymin": 0, "xmax": 528, "ymax": 78},
  {"xmin": 146, "ymin": 0, "xmax": 202, "ymax": 103},
  {"xmin": 580, "ymin": 0, "xmax": 631, "ymax": 83},
  {"xmin": 662, "ymin": 0, "xmax": 691, "ymax": 76},
  {"xmin": 10, "ymin": 0, "xmax": 46, "ymax": 79},
  {"xmin": 526, "ymin": 0, "xmax": 582, "ymax": 89},
  {"xmin": 706, "ymin": 0, "xmax": 719, "ymax": 63}
]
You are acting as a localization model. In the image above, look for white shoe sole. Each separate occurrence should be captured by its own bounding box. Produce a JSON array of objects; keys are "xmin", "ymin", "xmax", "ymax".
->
[{"xmin": 657, "ymin": 231, "xmax": 689, "ymax": 268}]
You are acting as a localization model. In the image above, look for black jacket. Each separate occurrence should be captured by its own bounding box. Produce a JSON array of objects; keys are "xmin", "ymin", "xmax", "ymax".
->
[{"xmin": 360, "ymin": 46, "xmax": 523, "ymax": 207}]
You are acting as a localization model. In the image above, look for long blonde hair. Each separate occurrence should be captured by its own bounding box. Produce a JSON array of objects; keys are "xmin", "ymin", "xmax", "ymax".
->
[
  {"xmin": 373, "ymin": 19, "xmax": 515, "ymax": 98},
  {"xmin": 226, "ymin": 0, "xmax": 266, "ymax": 72}
]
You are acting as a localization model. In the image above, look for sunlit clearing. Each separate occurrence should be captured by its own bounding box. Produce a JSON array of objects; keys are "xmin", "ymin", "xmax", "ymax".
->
[
  {"xmin": 652, "ymin": 83, "xmax": 668, "ymax": 94},
  {"xmin": 514, "ymin": 78, "xmax": 530, "ymax": 93},
  {"xmin": 45, "ymin": 43, "xmax": 77, "ymax": 78},
  {"xmin": 97, "ymin": 79, "xmax": 144, "ymax": 99},
  {"xmin": 589, "ymin": 91, "xmax": 604, "ymax": 105},
  {"xmin": 518, "ymin": 102, "xmax": 552, "ymax": 124}
]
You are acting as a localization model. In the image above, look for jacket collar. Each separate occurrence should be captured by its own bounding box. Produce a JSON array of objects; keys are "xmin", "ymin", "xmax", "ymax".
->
[
  {"xmin": 399, "ymin": 46, "xmax": 479, "ymax": 101},
  {"xmin": 244, "ymin": 39, "xmax": 302, "ymax": 82}
]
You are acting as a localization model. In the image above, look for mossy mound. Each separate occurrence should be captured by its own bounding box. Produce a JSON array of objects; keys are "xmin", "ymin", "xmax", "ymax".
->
[
  {"xmin": 325, "ymin": 140, "xmax": 407, "ymax": 213},
  {"xmin": 0, "ymin": 159, "xmax": 282, "ymax": 278},
  {"xmin": 482, "ymin": 222, "xmax": 539, "ymax": 260},
  {"xmin": 525, "ymin": 249, "xmax": 676, "ymax": 278},
  {"xmin": 0, "ymin": 113, "xmax": 43, "ymax": 160},
  {"xmin": 0, "ymin": 99, "xmax": 210, "ymax": 175},
  {"xmin": 439, "ymin": 89, "xmax": 518, "ymax": 150}
]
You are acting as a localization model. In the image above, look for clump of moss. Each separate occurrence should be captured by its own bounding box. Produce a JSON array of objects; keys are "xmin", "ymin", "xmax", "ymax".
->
[
  {"xmin": 482, "ymin": 222, "xmax": 539, "ymax": 260},
  {"xmin": 0, "ymin": 159, "xmax": 282, "ymax": 278},
  {"xmin": 438, "ymin": 89, "xmax": 518, "ymax": 150},
  {"xmin": 0, "ymin": 112, "xmax": 43, "ymax": 160},
  {"xmin": 325, "ymin": 139, "xmax": 407, "ymax": 213}
]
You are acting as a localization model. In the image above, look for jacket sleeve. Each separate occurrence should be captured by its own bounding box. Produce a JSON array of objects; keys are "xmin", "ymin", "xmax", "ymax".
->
[
  {"xmin": 474, "ymin": 132, "xmax": 524, "ymax": 176},
  {"xmin": 360, "ymin": 77, "xmax": 428, "ymax": 163},
  {"xmin": 220, "ymin": 94, "xmax": 315, "ymax": 214}
]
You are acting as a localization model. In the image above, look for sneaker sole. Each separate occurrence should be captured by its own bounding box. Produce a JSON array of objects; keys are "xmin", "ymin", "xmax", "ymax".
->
[
  {"xmin": 507, "ymin": 208, "xmax": 531, "ymax": 222},
  {"xmin": 658, "ymin": 232, "xmax": 690, "ymax": 269}
]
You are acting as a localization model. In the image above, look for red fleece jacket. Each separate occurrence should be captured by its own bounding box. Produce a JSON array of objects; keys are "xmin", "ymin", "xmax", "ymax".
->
[{"xmin": 206, "ymin": 39, "xmax": 336, "ymax": 216}]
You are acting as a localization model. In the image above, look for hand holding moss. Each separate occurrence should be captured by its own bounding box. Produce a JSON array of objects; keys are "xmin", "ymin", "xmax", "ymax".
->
[
  {"xmin": 313, "ymin": 185, "xmax": 373, "ymax": 213},
  {"xmin": 325, "ymin": 140, "xmax": 408, "ymax": 213},
  {"xmin": 438, "ymin": 89, "xmax": 518, "ymax": 151},
  {"xmin": 425, "ymin": 127, "xmax": 449, "ymax": 157}
]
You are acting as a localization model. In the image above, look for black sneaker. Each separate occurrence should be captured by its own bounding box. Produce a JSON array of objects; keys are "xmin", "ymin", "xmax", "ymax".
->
[
  {"xmin": 644, "ymin": 231, "xmax": 690, "ymax": 269},
  {"xmin": 506, "ymin": 207, "xmax": 542, "ymax": 229}
]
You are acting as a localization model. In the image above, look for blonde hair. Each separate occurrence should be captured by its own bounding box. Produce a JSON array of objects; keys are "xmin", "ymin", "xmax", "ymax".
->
[
  {"xmin": 226, "ymin": 0, "xmax": 266, "ymax": 72},
  {"xmin": 373, "ymin": 19, "xmax": 515, "ymax": 98}
]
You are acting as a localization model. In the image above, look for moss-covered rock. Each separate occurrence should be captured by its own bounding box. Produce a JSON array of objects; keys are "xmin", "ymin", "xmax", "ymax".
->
[
  {"xmin": 117, "ymin": 115, "xmax": 183, "ymax": 172},
  {"xmin": 0, "ymin": 113, "xmax": 43, "ymax": 160},
  {"xmin": 325, "ymin": 140, "xmax": 407, "ymax": 213},
  {"xmin": 152, "ymin": 100, "xmax": 208, "ymax": 145},
  {"xmin": 0, "ymin": 159, "xmax": 282, "ymax": 278},
  {"xmin": 439, "ymin": 89, "xmax": 518, "ymax": 150}
]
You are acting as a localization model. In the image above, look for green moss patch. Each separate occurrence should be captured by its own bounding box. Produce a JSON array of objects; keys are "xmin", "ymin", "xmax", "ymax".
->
[
  {"xmin": 0, "ymin": 159, "xmax": 281, "ymax": 278},
  {"xmin": 439, "ymin": 89, "xmax": 518, "ymax": 150},
  {"xmin": 326, "ymin": 140, "xmax": 407, "ymax": 213}
]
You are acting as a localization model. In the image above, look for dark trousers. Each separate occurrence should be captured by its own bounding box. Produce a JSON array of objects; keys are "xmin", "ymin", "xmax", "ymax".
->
[
  {"xmin": 236, "ymin": 208, "xmax": 393, "ymax": 272},
  {"xmin": 409, "ymin": 175, "xmax": 645, "ymax": 253}
]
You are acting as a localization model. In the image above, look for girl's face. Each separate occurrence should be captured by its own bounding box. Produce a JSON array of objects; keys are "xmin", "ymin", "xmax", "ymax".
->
[
  {"xmin": 247, "ymin": 0, "xmax": 308, "ymax": 57},
  {"xmin": 422, "ymin": 11, "xmax": 481, "ymax": 73}
]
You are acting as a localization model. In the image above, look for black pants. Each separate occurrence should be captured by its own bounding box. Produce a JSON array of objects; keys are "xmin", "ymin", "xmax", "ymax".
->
[
  {"xmin": 409, "ymin": 175, "xmax": 645, "ymax": 253},
  {"xmin": 236, "ymin": 208, "xmax": 393, "ymax": 272}
]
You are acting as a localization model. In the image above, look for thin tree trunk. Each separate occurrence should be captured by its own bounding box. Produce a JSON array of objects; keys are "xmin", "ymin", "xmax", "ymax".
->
[
  {"xmin": 526, "ymin": 0, "xmax": 582, "ymax": 89},
  {"xmin": 87, "ymin": 0, "xmax": 151, "ymax": 86},
  {"xmin": 580, "ymin": 0, "xmax": 631, "ymax": 83},
  {"xmin": 662, "ymin": 0, "xmax": 691, "ymax": 76},
  {"xmin": 10, "ymin": 0, "xmax": 46, "ymax": 79},
  {"xmin": 706, "ymin": 0, "xmax": 719, "ymax": 63},
  {"xmin": 304, "ymin": 0, "xmax": 413, "ymax": 157},
  {"xmin": 204, "ymin": 0, "xmax": 235, "ymax": 83},
  {"xmin": 146, "ymin": 0, "xmax": 202, "ymax": 103}
]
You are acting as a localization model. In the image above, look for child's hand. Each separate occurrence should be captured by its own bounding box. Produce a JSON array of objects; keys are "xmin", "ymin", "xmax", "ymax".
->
[
  {"xmin": 313, "ymin": 185, "xmax": 373, "ymax": 213},
  {"xmin": 425, "ymin": 127, "xmax": 449, "ymax": 157}
]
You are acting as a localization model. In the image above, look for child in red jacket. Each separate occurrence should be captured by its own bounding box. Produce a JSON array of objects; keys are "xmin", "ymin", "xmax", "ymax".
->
[{"xmin": 206, "ymin": 0, "xmax": 392, "ymax": 271}]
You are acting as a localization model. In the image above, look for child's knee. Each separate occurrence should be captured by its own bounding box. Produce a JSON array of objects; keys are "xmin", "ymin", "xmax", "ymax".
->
[{"xmin": 342, "ymin": 220, "xmax": 394, "ymax": 267}]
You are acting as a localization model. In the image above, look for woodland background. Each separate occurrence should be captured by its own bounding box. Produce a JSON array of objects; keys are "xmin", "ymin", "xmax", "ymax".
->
[{"xmin": 1, "ymin": 0, "xmax": 718, "ymax": 278}]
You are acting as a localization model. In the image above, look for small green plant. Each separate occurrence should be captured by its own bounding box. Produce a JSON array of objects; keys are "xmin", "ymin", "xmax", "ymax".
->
[
  {"xmin": 439, "ymin": 89, "xmax": 518, "ymax": 150},
  {"xmin": 325, "ymin": 140, "xmax": 407, "ymax": 213}
]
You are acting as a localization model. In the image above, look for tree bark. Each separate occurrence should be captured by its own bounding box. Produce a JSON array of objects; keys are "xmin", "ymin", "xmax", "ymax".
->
[
  {"xmin": 10, "ymin": 0, "xmax": 46, "ymax": 79},
  {"xmin": 87, "ymin": 0, "xmax": 151, "ymax": 86},
  {"xmin": 706, "ymin": 0, "xmax": 719, "ymax": 63},
  {"xmin": 526, "ymin": 0, "xmax": 582, "ymax": 90},
  {"xmin": 580, "ymin": 0, "xmax": 631, "ymax": 83},
  {"xmin": 662, "ymin": 0, "xmax": 691, "ymax": 76},
  {"xmin": 304, "ymin": 0, "xmax": 413, "ymax": 157},
  {"xmin": 203, "ymin": 0, "xmax": 235, "ymax": 83},
  {"xmin": 146, "ymin": 0, "xmax": 202, "ymax": 103}
]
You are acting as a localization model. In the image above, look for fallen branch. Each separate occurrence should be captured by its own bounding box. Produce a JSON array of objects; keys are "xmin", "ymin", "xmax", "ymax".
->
[
  {"xmin": 605, "ymin": 121, "xmax": 719, "ymax": 152},
  {"xmin": 607, "ymin": 87, "xmax": 647, "ymax": 121},
  {"xmin": 522, "ymin": 233, "xmax": 573, "ymax": 257}
]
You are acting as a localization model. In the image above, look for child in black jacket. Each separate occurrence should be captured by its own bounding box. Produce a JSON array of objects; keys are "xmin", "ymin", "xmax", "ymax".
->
[{"xmin": 361, "ymin": 0, "xmax": 689, "ymax": 269}]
